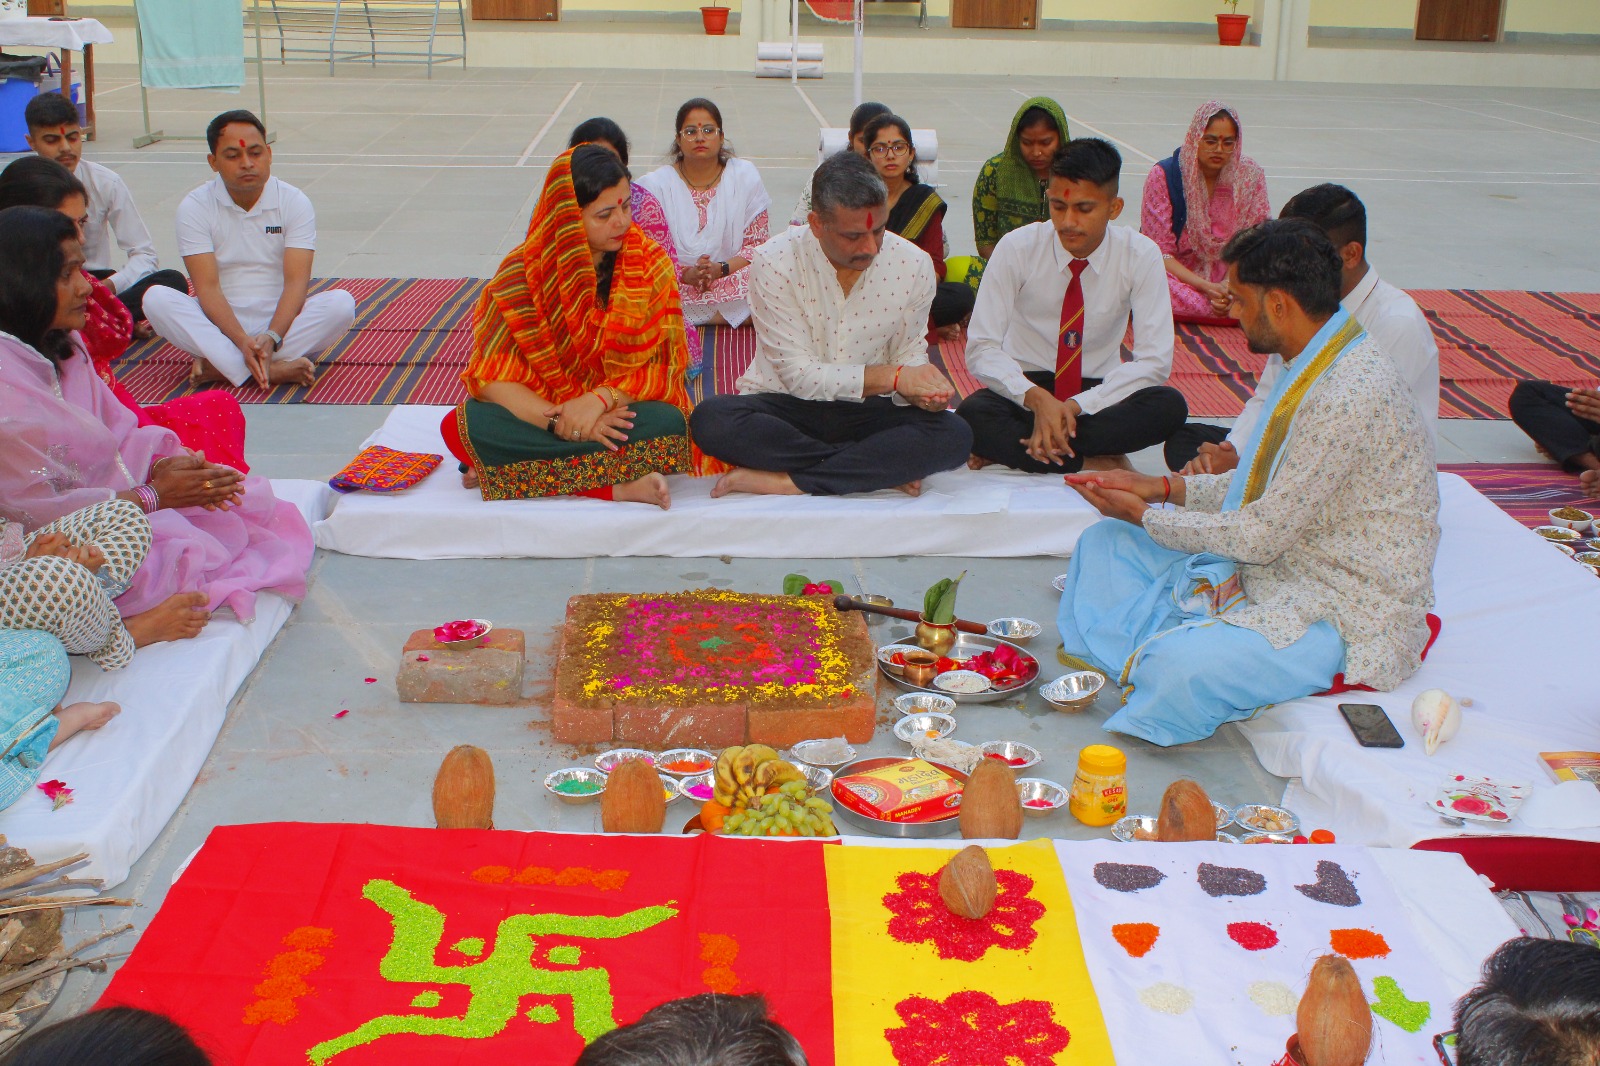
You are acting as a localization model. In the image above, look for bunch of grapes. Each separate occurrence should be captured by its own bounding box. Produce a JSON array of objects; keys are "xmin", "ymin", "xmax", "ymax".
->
[{"xmin": 722, "ymin": 780, "xmax": 837, "ymax": 837}]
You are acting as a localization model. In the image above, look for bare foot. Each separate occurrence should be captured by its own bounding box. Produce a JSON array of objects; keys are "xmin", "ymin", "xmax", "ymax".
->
[
  {"xmin": 895, "ymin": 480, "xmax": 923, "ymax": 497},
  {"xmin": 268, "ymin": 358, "xmax": 317, "ymax": 388},
  {"xmin": 190, "ymin": 358, "xmax": 228, "ymax": 386},
  {"xmin": 461, "ymin": 467, "xmax": 480, "ymax": 490},
  {"xmin": 125, "ymin": 591, "xmax": 210, "ymax": 647},
  {"xmin": 613, "ymin": 472, "xmax": 671, "ymax": 509},
  {"xmin": 133, "ymin": 320, "xmax": 155, "ymax": 341},
  {"xmin": 710, "ymin": 468, "xmax": 802, "ymax": 498},
  {"xmin": 967, "ymin": 454, "xmax": 994, "ymax": 471},
  {"xmin": 1582, "ymin": 468, "xmax": 1599, "ymax": 495},
  {"xmin": 50, "ymin": 701, "xmax": 120, "ymax": 749},
  {"xmin": 1082, "ymin": 454, "xmax": 1133, "ymax": 472}
]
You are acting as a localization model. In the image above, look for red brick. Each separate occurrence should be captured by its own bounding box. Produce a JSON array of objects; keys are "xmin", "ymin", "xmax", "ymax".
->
[
  {"xmin": 551, "ymin": 692, "xmax": 614, "ymax": 745},
  {"xmin": 397, "ymin": 628, "xmax": 525, "ymax": 705},
  {"xmin": 613, "ymin": 701, "xmax": 748, "ymax": 749}
]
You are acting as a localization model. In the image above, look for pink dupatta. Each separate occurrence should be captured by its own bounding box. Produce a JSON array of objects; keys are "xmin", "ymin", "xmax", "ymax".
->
[
  {"xmin": 1177, "ymin": 100, "xmax": 1270, "ymax": 279},
  {"xmin": 0, "ymin": 332, "xmax": 312, "ymax": 621}
]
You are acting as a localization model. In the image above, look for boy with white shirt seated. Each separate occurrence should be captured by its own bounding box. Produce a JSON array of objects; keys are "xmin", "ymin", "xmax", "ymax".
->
[
  {"xmin": 143, "ymin": 109, "xmax": 355, "ymax": 389},
  {"xmin": 956, "ymin": 138, "xmax": 1187, "ymax": 475},
  {"xmin": 23, "ymin": 92, "xmax": 187, "ymax": 328}
]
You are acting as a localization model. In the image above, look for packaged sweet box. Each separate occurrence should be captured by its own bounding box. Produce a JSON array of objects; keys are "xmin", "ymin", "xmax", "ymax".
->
[{"xmin": 833, "ymin": 758, "xmax": 964, "ymax": 823}]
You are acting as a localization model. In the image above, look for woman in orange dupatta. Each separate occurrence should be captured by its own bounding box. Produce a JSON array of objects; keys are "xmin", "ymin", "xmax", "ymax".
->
[{"xmin": 442, "ymin": 145, "xmax": 720, "ymax": 508}]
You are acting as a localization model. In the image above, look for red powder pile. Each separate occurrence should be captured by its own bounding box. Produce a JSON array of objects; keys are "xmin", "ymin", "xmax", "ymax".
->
[{"xmin": 1227, "ymin": 921, "xmax": 1280, "ymax": 951}]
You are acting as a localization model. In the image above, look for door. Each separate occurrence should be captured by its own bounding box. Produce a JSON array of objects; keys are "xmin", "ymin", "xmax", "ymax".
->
[
  {"xmin": 951, "ymin": 0, "xmax": 1037, "ymax": 30},
  {"xmin": 471, "ymin": 0, "xmax": 559, "ymax": 20},
  {"xmin": 1415, "ymin": 0, "xmax": 1502, "ymax": 42}
]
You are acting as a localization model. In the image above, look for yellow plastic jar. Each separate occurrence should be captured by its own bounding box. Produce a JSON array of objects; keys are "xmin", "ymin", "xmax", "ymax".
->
[{"xmin": 1068, "ymin": 744, "xmax": 1127, "ymax": 827}]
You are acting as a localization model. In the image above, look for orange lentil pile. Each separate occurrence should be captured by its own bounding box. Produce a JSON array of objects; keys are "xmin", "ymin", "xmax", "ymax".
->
[
  {"xmin": 1111, "ymin": 922, "xmax": 1161, "ymax": 958},
  {"xmin": 1330, "ymin": 927, "xmax": 1391, "ymax": 959}
]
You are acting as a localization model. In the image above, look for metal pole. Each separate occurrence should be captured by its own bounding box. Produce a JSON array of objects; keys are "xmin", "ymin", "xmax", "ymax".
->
[
  {"xmin": 254, "ymin": 0, "xmax": 270, "ymax": 129},
  {"xmin": 851, "ymin": 0, "xmax": 862, "ymax": 106},
  {"xmin": 790, "ymin": 0, "xmax": 798, "ymax": 82}
]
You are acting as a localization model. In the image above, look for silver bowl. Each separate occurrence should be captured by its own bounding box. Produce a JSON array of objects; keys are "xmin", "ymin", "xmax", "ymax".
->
[
  {"xmin": 1040, "ymin": 671, "xmax": 1106, "ymax": 711},
  {"xmin": 798, "ymin": 762, "xmax": 834, "ymax": 795},
  {"xmin": 1534, "ymin": 524, "xmax": 1581, "ymax": 544},
  {"xmin": 1213, "ymin": 801, "xmax": 1235, "ymax": 830},
  {"xmin": 544, "ymin": 767, "xmax": 607, "ymax": 805},
  {"xmin": 655, "ymin": 748, "xmax": 716, "ymax": 777},
  {"xmin": 878, "ymin": 633, "xmax": 1040, "ymax": 705},
  {"xmin": 858, "ymin": 593, "xmax": 894, "ymax": 624},
  {"xmin": 876, "ymin": 643, "xmax": 923, "ymax": 678},
  {"xmin": 1111, "ymin": 813, "xmax": 1235, "ymax": 843},
  {"xmin": 789, "ymin": 738, "xmax": 857, "ymax": 767},
  {"xmin": 895, "ymin": 692, "xmax": 957, "ymax": 717},
  {"xmin": 594, "ymin": 748, "xmax": 656, "ymax": 774},
  {"xmin": 1232, "ymin": 803, "xmax": 1299, "ymax": 837},
  {"xmin": 978, "ymin": 740, "xmax": 1041, "ymax": 771},
  {"xmin": 1239, "ymin": 831, "xmax": 1296, "ymax": 844},
  {"xmin": 829, "ymin": 756, "xmax": 964, "ymax": 839},
  {"xmin": 986, "ymin": 617, "xmax": 1042, "ymax": 644},
  {"xmin": 434, "ymin": 617, "xmax": 493, "ymax": 648},
  {"xmin": 659, "ymin": 773, "xmax": 684, "ymax": 806},
  {"xmin": 933, "ymin": 669, "xmax": 992, "ymax": 695},
  {"xmin": 1051, "ymin": 573, "xmax": 1068, "ymax": 593},
  {"xmin": 678, "ymin": 771, "xmax": 717, "ymax": 804},
  {"xmin": 894, "ymin": 712, "xmax": 957, "ymax": 744},
  {"xmin": 1017, "ymin": 777, "xmax": 1067, "ymax": 816}
]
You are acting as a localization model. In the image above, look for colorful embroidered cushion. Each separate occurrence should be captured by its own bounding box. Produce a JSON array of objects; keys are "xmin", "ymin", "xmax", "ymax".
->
[{"xmin": 328, "ymin": 446, "xmax": 443, "ymax": 495}]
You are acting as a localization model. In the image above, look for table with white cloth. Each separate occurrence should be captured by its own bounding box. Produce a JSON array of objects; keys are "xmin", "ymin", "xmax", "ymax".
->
[{"xmin": 0, "ymin": 16, "xmax": 113, "ymax": 139}]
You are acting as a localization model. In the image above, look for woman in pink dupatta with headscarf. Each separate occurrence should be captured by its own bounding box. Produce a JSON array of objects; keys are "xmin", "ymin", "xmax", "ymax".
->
[
  {"xmin": 1140, "ymin": 100, "xmax": 1271, "ymax": 324},
  {"xmin": 0, "ymin": 206, "xmax": 311, "ymax": 626}
]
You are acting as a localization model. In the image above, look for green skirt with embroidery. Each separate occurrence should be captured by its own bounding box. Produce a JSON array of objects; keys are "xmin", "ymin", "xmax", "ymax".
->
[{"xmin": 455, "ymin": 399, "xmax": 692, "ymax": 501}]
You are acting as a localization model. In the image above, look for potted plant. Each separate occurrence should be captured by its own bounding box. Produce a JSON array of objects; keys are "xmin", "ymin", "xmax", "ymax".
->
[
  {"xmin": 1216, "ymin": 0, "xmax": 1249, "ymax": 46},
  {"xmin": 700, "ymin": 0, "xmax": 730, "ymax": 35}
]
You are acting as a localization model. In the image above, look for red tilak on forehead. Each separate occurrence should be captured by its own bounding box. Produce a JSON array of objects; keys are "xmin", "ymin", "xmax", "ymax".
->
[
  {"xmin": 867, "ymin": 211, "xmax": 873, "ymax": 228},
  {"xmin": 239, "ymin": 139, "xmax": 247, "ymax": 148}
]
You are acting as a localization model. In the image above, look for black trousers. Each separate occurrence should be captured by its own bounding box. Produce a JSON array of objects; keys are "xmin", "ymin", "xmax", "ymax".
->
[
  {"xmin": 1163, "ymin": 421, "xmax": 1231, "ymax": 471},
  {"xmin": 90, "ymin": 268, "xmax": 187, "ymax": 323},
  {"xmin": 689, "ymin": 392, "xmax": 973, "ymax": 495},
  {"xmin": 954, "ymin": 370, "xmax": 1188, "ymax": 474},
  {"xmin": 1509, "ymin": 379, "xmax": 1600, "ymax": 469},
  {"xmin": 932, "ymin": 281, "xmax": 976, "ymax": 329}
]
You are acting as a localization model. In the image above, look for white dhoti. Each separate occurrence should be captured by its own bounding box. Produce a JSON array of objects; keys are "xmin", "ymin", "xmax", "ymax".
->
[{"xmin": 144, "ymin": 287, "xmax": 356, "ymax": 387}]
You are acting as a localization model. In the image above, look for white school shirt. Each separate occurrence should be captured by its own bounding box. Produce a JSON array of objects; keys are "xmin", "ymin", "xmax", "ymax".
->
[
  {"xmin": 735, "ymin": 224, "xmax": 935, "ymax": 402},
  {"xmin": 1227, "ymin": 268, "xmax": 1440, "ymax": 448},
  {"xmin": 965, "ymin": 221, "xmax": 1175, "ymax": 416},
  {"xmin": 77, "ymin": 160, "xmax": 160, "ymax": 294},
  {"xmin": 175, "ymin": 175, "xmax": 317, "ymax": 325}
]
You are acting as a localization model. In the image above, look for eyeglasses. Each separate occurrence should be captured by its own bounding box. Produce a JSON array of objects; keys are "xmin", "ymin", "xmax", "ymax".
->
[
  {"xmin": 1199, "ymin": 135, "xmax": 1238, "ymax": 150},
  {"xmin": 869, "ymin": 141, "xmax": 911, "ymax": 158},
  {"xmin": 680, "ymin": 124, "xmax": 721, "ymax": 139}
]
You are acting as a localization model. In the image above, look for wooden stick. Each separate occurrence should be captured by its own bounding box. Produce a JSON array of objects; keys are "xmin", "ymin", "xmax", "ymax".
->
[
  {"xmin": 0, "ymin": 924, "xmax": 133, "ymax": 999},
  {"xmin": 0, "ymin": 875, "xmax": 102, "ymax": 904},
  {"xmin": 0, "ymin": 897, "xmax": 132, "ymax": 919},
  {"xmin": 0, "ymin": 855, "xmax": 87, "ymax": 894},
  {"xmin": 831, "ymin": 595, "xmax": 988, "ymax": 634}
]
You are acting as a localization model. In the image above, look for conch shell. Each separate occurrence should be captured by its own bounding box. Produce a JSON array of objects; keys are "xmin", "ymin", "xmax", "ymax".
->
[{"xmin": 1410, "ymin": 689, "xmax": 1461, "ymax": 755}]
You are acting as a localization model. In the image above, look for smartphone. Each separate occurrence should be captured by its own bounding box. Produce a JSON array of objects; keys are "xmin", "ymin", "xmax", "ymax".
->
[
  {"xmin": 1433, "ymin": 1031, "xmax": 1460, "ymax": 1066},
  {"xmin": 1338, "ymin": 703, "xmax": 1405, "ymax": 748}
]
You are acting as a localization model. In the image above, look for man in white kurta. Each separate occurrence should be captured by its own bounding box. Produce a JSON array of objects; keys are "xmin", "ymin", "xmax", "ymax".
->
[
  {"xmin": 1060, "ymin": 220, "xmax": 1439, "ymax": 746},
  {"xmin": 689, "ymin": 152, "xmax": 972, "ymax": 496}
]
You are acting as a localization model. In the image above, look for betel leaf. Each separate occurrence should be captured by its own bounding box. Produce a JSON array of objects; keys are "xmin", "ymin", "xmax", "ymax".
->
[
  {"xmin": 922, "ymin": 572, "xmax": 965, "ymax": 623},
  {"xmin": 783, "ymin": 573, "xmax": 809, "ymax": 596}
]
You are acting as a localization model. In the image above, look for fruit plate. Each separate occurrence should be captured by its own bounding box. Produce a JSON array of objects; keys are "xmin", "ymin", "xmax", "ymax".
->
[
  {"xmin": 875, "ymin": 634, "xmax": 1039, "ymax": 704},
  {"xmin": 829, "ymin": 755, "xmax": 969, "ymax": 838},
  {"xmin": 1430, "ymin": 775, "xmax": 1530, "ymax": 824}
]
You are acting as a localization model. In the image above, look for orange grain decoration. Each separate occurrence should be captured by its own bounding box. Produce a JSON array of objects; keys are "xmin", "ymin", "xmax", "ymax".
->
[
  {"xmin": 1111, "ymin": 922, "xmax": 1160, "ymax": 958},
  {"xmin": 470, "ymin": 865, "xmax": 632, "ymax": 890},
  {"xmin": 242, "ymin": 927, "xmax": 335, "ymax": 1026},
  {"xmin": 1330, "ymin": 928, "xmax": 1391, "ymax": 960},
  {"xmin": 699, "ymin": 932, "xmax": 741, "ymax": 993}
]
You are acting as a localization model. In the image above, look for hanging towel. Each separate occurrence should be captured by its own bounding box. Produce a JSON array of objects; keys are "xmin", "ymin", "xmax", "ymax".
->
[{"xmin": 136, "ymin": 0, "xmax": 244, "ymax": 91}]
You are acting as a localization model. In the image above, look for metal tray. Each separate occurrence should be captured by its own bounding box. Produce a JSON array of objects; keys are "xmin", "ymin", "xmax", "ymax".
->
[
  {"xmin": 829, "ymin": 755, "xmax": 967, "ymax": 838},
  {"xmin": 876, "ymin": 633, "xmax": 1039, "ymax": 704}
]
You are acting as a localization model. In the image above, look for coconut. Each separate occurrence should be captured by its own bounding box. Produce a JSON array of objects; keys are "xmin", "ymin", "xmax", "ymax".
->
[
  {"xmin": 938, "ymin": 845, "xmax": 998, "ymax": 919},
  {"xmin": 432, "ymin": 745, "xmax": 496, "ymax": 830},
  {"xmin": 1296, "ymin": 955, "xmax": 1373, "ymax": 1066},
  {"xmin": 1155, "ymin": 779, "xmax": 1214, "ymax": 842},
  {"xmin": 601, "ymin": 757, "xmax": 667, "ymax": 834},
  {"xmin": 959, "ymin": 758, "xmax": 1023, "ymax": 840}
]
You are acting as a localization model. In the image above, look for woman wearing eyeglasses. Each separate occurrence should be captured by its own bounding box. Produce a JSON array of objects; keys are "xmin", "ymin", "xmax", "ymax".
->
[
  {"xmin": 1141, "ymin": 100, "xmax": 1270, "ymax": 323},
  {"xmin": 861, "ymin": 113, "xmax": 975, "ymax": 339},
  {"xmin": 634, "ymin": 98, "xmax": 771, "ymax": 329}
]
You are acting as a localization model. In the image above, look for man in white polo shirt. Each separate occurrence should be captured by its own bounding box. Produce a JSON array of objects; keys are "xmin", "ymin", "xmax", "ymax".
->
[{"xmin": 143, "ymin": 109, "xmax": 355, "ymax": 389}]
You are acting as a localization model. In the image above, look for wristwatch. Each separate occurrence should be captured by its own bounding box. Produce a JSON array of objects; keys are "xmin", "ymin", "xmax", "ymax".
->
[
  {"xmin": 263, "ymin": 329, "xmax": 284, "ymax": 352},
  {"xmin": 718, "ymin": 261, "xmax": 730, "ymax": 279}
]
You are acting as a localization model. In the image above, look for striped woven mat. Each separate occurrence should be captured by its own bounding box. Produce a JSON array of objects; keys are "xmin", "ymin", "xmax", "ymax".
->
[
  {"xmin": 1440, "ymin": 463, "xmax": 1598, "ymax": 530},
  {"xmin": 116, "ymin": 280, "xmax": 1600, "ymax": 414}
]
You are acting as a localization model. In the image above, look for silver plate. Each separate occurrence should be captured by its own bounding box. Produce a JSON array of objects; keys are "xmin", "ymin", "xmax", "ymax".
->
[
  {"xmin": 876, "ymin": 634, "xmax": 1040, "ymax": 704},
  {"xmin": 1232, "ymin": 802, "xmax": 1299, "ymax": 836},
  {"xmin": 829, "ymin": 756, "xmax": 965, "ymax": 838}
]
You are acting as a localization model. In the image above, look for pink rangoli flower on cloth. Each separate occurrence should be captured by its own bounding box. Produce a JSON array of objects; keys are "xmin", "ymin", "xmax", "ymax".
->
[
  {"xmin": 884, "ymin": 989, "xmax": 1071, "ymax": 1066},
  {"xmin": 881, "ymin": 868, "xmax": 1044, "ymax": 962},
  {"xmin": 37, "ymin": 780, "xmax": 73, "ymax": 810}
]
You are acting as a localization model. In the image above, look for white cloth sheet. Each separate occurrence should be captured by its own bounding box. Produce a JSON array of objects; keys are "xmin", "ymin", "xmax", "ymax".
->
[
  {"xmin": 1239, "ymin": 472, "xmax": 1600, "ymax": 848},
  {"xmin": 0, "ymin": 16, "xmax": 113, "ymax": 50},
  {"xmin": 312, "ymin": 405, "xmax": 1100, "ymax": 559},
  {"xmin": 0, "ymin": 480, "xmax": 331, "ymax": 888}
]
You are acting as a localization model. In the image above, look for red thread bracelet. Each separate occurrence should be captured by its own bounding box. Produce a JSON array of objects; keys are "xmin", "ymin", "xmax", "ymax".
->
[
  {"xmin": 892, "ymin": 366, "xmax": 902, "ymax": 395},
  {"xmin": 1161, "ymin": 476, "xmax": 1171, "ymax": 506}
]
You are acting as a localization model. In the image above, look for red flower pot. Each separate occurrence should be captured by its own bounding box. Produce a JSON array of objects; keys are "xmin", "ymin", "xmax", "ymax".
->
[
  {"xmin": 1216, "ymin": 11, "xmax": 1250, "ymax": 45},
  {"xmin": 700, "ymin": 5, "xmax": 730, "ymax": 34}
]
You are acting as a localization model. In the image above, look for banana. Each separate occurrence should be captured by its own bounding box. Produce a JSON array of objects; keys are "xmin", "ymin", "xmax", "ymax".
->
[
  {"xmin": 731, "ymin": 747, "xmax": 760, "ymax": 786},
  {"xmin": 742, "ymin": 744, "xmax": 781, "ymax": 766}
]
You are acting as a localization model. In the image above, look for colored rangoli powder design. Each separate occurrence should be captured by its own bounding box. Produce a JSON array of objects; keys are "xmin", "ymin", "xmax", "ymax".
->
[
  {"xmin": 241, "ymin": 926, "xmax": 335, "ymax": 1027},
  {"xmin": 1111, "ymin": 922, "xmax": 1160, "ymax": 958},
  {"xmin": 698, "ymin": 932, "xmax": 741, "ymax": 994},
  {"xmin": 1092, "ymin": 862, "xmax": 1166, "ymax": 893},
  {"xmin": 1247, "ymin": 981, "xmax": 1297, "ymax": 1016},
  {"xmin": 1137, "ymin": 982, "xmax": 1195, "ymax": 1016},
  {"xmin": 1295, "ymin": 860, "xmax": 1362, "ymax": 907},
  {"xmin": 881, "ymin": 868, "xmax": 1045, "ymax": 962},
  {"xmin": 1330, "ymin": 928, "xmax": 1391, "ymax": 960},
  {"xmin": 469, "ymin": 865, "xmax": 631, "ymax": 891},
  {"xmin": 304, "ymin": 879, "xmax": 678, "ymax": 1065},
  {"xmin": 884, "ymin": 990, "xmax": 1071, "ymax": 1066},
  {"xmin": 1195, "ymin": 862, "xmax": 1267, "ymax": 897},
  {"xmin": 1226, "ymin": 921, "xmax": 1280, "ymax": 951},
  {"xmin": 1370, "ymin": 976, "xmax": 1431, "ymax": 1033}
]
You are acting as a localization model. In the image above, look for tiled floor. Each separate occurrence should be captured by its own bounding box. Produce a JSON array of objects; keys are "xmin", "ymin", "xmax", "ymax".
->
[{"xmin": 23, "ymin": 64, "xmax": 1591, "ymax": 1015}]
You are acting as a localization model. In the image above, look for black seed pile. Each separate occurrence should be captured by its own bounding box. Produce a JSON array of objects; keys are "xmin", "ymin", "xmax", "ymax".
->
[
  {"xmin": 1295, "ymin": 860, "xmax": 1361, "ymax": 907},
  {"xmin": 1196, "ymin": 862, "xmax": 1267, "ymax": 897},
  {"xmin": 1094, "ymin": 861, "xmax": 1167, "ymax": 893}
]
